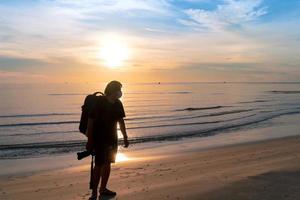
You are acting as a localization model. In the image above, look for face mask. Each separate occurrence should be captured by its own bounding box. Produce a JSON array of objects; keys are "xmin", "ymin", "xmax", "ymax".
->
[{"xmin": 116, "ymin": 91, "xmax": 122, "ymax": 99}]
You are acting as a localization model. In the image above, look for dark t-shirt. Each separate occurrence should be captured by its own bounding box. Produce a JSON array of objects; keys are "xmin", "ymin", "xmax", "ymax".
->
[{"xmin": 88, "ymin": 96, "xmax": 126, "ymax": 150}]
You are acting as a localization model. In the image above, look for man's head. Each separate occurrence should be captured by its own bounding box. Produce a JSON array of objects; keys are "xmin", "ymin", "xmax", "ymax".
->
[{"xmin": 104, "ymin": 80, "xmax": 122, "ymax": 100}]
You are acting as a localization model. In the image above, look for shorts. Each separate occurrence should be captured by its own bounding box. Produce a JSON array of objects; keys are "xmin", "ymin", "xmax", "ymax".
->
[{"xmin": 94, "ymin": 145, "xmax": 117, "ymax": 165}]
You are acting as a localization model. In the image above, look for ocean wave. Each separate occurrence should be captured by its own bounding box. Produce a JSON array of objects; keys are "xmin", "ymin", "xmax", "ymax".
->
[
  {"xmin": 171, "ymin": 109, "xmax": 254, "ymax": 120},
  {"xmin": 0, "ymin": 113, "xmax": 76, "ymax": 118},
  {"xmin": 129, "ymin": 109, "xmax": 254, "ymax": 124},
  {"xmin": 0, "ymin": 109, "xmax": 254, "ymax": 128},
  {"xmin": 0, "ymin": 140, "xmax": 84, "ymax": 151},
  {"xmin": 173, "ymin": 91, "xmax": 191, "ymax": 94},
  {"xmin": 49, "ymin": 91, "xmax": 192, "ymax": 96},
  {"xmin": 127, "ymin": 120, "xmax": 222, "ymax": 130},
  {"xmin": 175, "ymin": 106, "xmax": 226, "ymax": 111},
  {"xmin": 268, "ymin": 91, "xmax": 300, "ymax": 94},
  {"xmin": 48, "ymin": 93, "xmax": 86, "ymax": 96},
  {"xmin": 125, "ymin": 114, "xmax": 180, "ymax": 121},
  {"xmin": 125, "ymin": 104, "xmax": 174, "ymax": 108},
  {"xmin": 0, "ymin": 112, "xmax": 250, "ymax": 129},
  {"xmin": 238, "ymin": 100, "xmax": 269, "ymax": 104},
  {"xmin": 0, "ymin": 130, "xmax": 78, "ymax": 137},
  {"xmin": 0, "ymin": 113, "xmax": 256, "ymax": 137},
  {"xmin": 0, "ymin": 121, "xmax": 78, "ymax": 127},
  {"xmin": 124, "ymin": 91, "xmax": 192, "ymax": 94},
  {"xmin": 1, "ymin": 110, "xmax": 299, "ymax": 159}
]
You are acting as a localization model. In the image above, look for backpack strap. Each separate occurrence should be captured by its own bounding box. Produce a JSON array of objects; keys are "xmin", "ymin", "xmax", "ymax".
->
[{"xmin": 93, "ymin": 92, "xmax": 104, "ymax": 96}]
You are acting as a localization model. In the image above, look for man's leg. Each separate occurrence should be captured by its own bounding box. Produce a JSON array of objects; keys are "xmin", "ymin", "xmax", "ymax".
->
[
  {"xmin": 99, "ymin": 162, "xmax": 111, "ymax": 191},
  {"xmin": 91, "ymin": 165, "xmax": 102, "ymax": 197}
]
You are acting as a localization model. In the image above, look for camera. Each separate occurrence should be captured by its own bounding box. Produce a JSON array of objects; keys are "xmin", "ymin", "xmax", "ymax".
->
[{"xmin": 77, "ymin": 151, "xmax": 95, "ymax": 160}]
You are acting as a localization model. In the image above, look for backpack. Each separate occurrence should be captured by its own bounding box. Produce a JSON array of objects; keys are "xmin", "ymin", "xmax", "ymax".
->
[{"xmin": 79, "ymin": 92, "xmax": 104, "ymax": 136}]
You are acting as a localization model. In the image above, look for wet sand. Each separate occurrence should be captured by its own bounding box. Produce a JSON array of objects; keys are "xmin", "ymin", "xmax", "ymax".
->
[{"xmin": 1, "ymin": 134, "xmax": 300, "ymax": 200}]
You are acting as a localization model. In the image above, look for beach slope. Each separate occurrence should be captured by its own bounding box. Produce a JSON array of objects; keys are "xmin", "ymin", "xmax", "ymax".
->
[{"xmin": 1, "ymin": 135, "xmax": 300, "ymax": 200}]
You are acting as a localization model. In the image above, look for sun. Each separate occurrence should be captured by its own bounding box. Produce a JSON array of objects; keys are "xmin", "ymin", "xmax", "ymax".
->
[{"xmin": 99, "ymin": 36, "xmax": 130, "ymax": 68}]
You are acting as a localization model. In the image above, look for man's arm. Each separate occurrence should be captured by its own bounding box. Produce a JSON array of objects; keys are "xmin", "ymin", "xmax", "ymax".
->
[
  {"xmin": 86, "ymin": 118, "xmax": 94, "ymax": 151},
  {"xmin": 118, "ymin": 118, "xmax": 129, "ymax": 147}
]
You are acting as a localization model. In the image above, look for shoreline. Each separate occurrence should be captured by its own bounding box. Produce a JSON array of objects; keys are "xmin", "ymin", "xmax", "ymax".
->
[
  {"xmin": 1, "ymin": 133, "xmax": 300, "ymax": 199},
  {"xmin": 0, "ymin": 114, "xmax": 300, "ymax": 199},
  {"xmin": 1, "ymin": 113, "xmax": 299, "ymax": 179}
]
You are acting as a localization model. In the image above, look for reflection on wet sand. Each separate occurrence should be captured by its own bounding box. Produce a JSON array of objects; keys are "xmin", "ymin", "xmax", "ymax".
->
[{"xmin": 116, "ymin": 152, "xmax": 130, "ymax": 162}]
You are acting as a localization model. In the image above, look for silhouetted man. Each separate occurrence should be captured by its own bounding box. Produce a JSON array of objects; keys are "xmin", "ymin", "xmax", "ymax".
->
[{"xmin": 86, "ymin": 80, "xmax": 129, "ymax": 200}]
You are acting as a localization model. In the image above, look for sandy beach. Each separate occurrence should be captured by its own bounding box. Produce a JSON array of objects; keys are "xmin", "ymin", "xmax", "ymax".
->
[
  {"xmin": 1, "ymin": 0, "xmax": 299, "ymax": 198},
  {"xmin": 1, "ymin": 132, "xmax": 300, "ymax": 200}
]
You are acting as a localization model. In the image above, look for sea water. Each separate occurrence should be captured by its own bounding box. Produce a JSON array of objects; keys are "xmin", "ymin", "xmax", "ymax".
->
[{"xmin": 0, "ymin": 82, "xmax": 299, "ymax": 159}]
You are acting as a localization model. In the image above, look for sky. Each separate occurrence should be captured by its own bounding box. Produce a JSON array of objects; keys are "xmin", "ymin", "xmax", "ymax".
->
[{"xmin": 0, "ymin": 0, "xmax": 300, "ymax": 83}]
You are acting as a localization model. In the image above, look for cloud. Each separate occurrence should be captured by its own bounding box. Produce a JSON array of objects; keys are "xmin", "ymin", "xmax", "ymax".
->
[
  {"xmin": 182, "ymin": 0, "xmax": 268, "ymax": 30},
  {"xmin": 0, "ymin": 0, "xmax": 173, "ymax": 63},
  {"xmin": 0, "ymin": 70, "xmax": 50, "ymax": 83},
  {"xmin": 0, "ymin": 56, "xmax": 47, "ymax": 70},
  {"xmin": 0, "ymin": 3, "xmax": 88, "ymax": 61},
  {"xmin": 0, "ymin": 0, "xmax": 299, "ymax": 82},
  {"xmin": 144, "ymin": 27, "xmax": 171, "ymax": 33},
  {"xmin": 54, "ymin": 0, "xmax": 171, "ymax": 15}
]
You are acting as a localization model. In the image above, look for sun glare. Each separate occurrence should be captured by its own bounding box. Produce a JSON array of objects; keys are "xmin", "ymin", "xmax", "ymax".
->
[
  {"xmin": 116, "ymin": 152, "xmax": 130, "ymax": 162},
  {"xmin": 99, "ymin": 36, "xmax": 130, "ymax": 68}
]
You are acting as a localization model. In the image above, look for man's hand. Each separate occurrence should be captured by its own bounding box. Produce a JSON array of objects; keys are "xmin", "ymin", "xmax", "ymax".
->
[
  {"xmin": 86, "ymin": 140, "xmax": 93, "ymax": 152},
  {"xmin": 118, "ymin": 118, "xmax": 129, "ymax": 148},
  {"xmin": 123, "ymin": 137, "xmax": 129, "ymax": 148}
]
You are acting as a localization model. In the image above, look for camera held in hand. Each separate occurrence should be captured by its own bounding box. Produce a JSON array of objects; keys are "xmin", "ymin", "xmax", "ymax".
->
[{"xmin": 77, "ymin": 150, "xmax": 95, "ymax": 160}]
